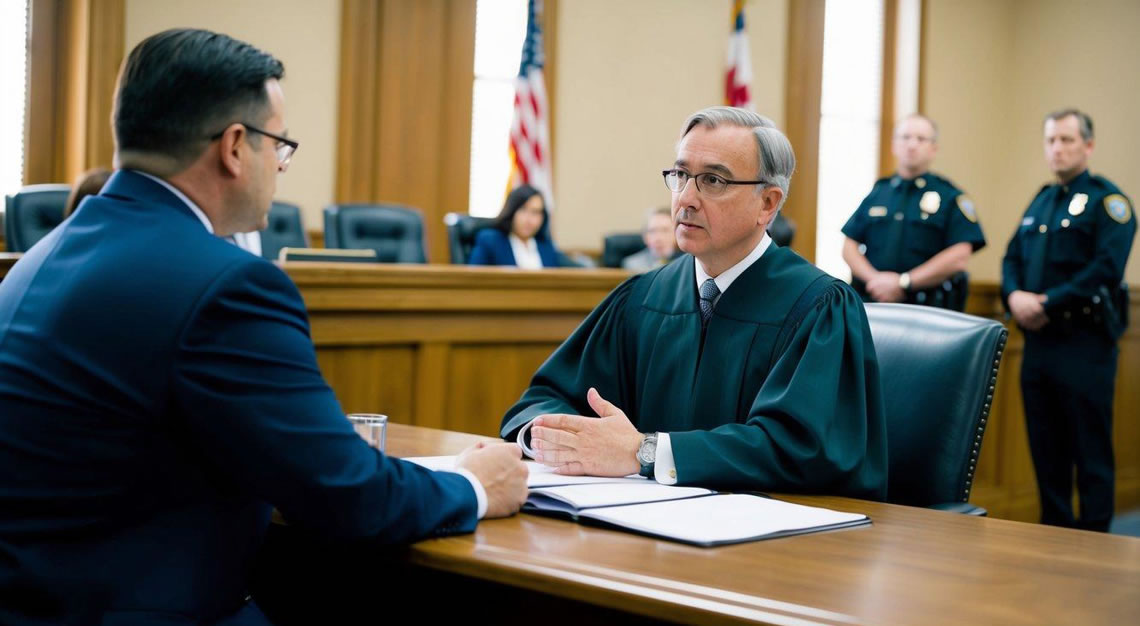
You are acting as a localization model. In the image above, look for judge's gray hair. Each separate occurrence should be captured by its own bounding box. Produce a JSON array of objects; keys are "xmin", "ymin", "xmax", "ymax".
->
[{"xmin": 679, "ymin": 106, "xmax": 795, "ymax": 211}]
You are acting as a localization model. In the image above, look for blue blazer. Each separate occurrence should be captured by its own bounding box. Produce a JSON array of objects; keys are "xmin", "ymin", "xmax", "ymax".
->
[
  {"xmin": 467, "ymin": 228, "xmax": 565, "ymax": 267},
  {"xmin": 0, "ymin": 170, "xmax": 477, "ymax": 625}
]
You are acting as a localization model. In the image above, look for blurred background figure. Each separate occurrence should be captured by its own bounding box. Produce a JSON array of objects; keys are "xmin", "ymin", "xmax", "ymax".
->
[
  {"xmin": 63, "ymin": 167, "xmax": 112, "ymax": 219},
  {"xmin": 468, "ymin": 184, "xmax": 570, "ymax": 268},
  {"xmin": 622, "ymin": 206, "xmax": 678, "ymax": 272}
]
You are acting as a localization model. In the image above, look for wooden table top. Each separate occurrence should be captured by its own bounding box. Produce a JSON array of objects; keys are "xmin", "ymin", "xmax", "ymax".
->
[{"xmin": 390, "ymin": 423, "xmax": 1140, "ymax": 626}]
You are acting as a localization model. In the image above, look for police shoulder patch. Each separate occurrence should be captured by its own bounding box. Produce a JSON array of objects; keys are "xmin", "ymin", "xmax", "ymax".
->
[
  {"xmin": 1104, "ymin": 194, "xmax": 1132, "ymax": 224},
  {"xmin": 956, "ymin": 195, "xmax": 978, "ymax": 223}
]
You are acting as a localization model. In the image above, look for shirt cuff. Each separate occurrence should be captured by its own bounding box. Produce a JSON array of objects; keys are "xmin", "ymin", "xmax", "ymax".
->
[
  {"xmin": 450, "ymin": 468, "xmax": 488, "ymax": 520},
  {"xmin": 654, "ymin": 432, "xmax": 678, "ymax": 485}
]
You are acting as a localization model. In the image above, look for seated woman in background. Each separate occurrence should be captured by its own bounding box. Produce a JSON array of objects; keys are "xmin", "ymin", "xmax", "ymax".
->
[
  {"xmin": 468, "ymin": 184, "xmax": 569, "ymax": 268},
  {"xmin": 63, "ymin": 167, "xmax": 112, "ymax": 219}
]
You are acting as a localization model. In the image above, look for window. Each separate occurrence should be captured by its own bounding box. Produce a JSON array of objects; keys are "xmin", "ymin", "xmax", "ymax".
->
[
  {"xmin": 815, "ymin": 0, "xmax": 884, "ymax": 281},
  {"xmin": 0, "ymin": 0, "xmax": 28, "ymax": 198},
  {"xmin": 468, "ymin": 0, "xmax": 528, "ymax": 217}
]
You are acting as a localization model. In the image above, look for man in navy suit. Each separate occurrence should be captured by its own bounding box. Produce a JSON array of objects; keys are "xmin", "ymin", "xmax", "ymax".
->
[{"xmin": 0, "ymin": 29, "xmax": 528, "ymax": 625}]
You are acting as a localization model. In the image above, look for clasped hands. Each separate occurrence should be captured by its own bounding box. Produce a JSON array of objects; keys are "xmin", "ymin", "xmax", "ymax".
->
[
  {"xmin": 1008, "ymin": 290, "xmax": 1049, "ymax": 331},
  {"xmin": 865, "ymin": 271, "xmax": 906, "ymax": 303},
  {"xmin": 530, "ymin": 387, "xmax": 643, "ymax": 477}
]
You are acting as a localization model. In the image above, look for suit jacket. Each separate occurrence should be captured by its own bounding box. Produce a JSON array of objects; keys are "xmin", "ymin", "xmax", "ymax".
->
[
  {"xmin": 620, "ymin": 247, "xmax": 668, "ymax": 273},
  {"xmin": 467, "ymin": 228, "xmax": 565, "ymax": 267},
  {"xmin": 0, "ymin": 170, "xmax": 478, "ymax": 625}
]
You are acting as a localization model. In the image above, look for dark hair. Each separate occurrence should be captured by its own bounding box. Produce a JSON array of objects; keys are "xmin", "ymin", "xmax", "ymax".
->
[
  {"xmin": 492, "ymin": 184, "xmax": 549, "ymax": 240},
  {"xmin": 113, "ymin": 28, "xmax": 285, "ymax": 167},
  {"xmin": 63, "ymin": 167, "xmax": 112, "ymax": 219},
  {"xmin": 1044, "ymin": 108, "xmax": 1094, "ymax": 141}
]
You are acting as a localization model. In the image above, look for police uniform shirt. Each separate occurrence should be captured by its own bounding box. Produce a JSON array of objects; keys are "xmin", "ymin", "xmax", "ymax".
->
[
  {"xmin": 1002, "ymin": 169, "xmax": 1135, "ymax": 315},
  {"xmin": 842, "ymin": 172, "xmax": 986, "ymax": 273}
]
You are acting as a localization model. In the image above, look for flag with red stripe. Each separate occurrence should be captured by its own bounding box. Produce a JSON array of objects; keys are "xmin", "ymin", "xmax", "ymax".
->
[
  {"xmin": 508, "ymin": 0, "xmax": 553, "ymax": 208},
  {"xmin": 725, "ymin": 0, "xmax": 754, "ymax": 110}
]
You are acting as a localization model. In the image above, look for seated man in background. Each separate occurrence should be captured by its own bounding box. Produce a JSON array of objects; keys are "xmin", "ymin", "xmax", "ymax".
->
[
  {"xmin": 622, "ymin": 206, "xmax": 679, "ymax": 272},
  {"xmin": 501, "ymin": 106, "xmax": 887, "ymax": 500},
  {"xmin": 0, "ymin": 29, "xmax": 527, "ymax": 625}
]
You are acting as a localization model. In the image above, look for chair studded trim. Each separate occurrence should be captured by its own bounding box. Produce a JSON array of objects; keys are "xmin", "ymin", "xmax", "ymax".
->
[{"xmin": 961, "ymin": 329, "xmax": 1008, "ymax": 502}]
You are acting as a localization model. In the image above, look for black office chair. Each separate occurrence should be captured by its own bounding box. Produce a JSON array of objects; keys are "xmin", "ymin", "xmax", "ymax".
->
[
  {"xmin": 4, "ymin": 184, "xmax": 71, "ymax": 252},
  {"xmin": 768, "ymin": 212, "xmax": 796, "ymax": 248},
  {"xmin": 864, "ymin": 303, "xmax": 1008, "ymax": 515},
  {"xmin": 259, "ymin": 201, "xmax": 309, "ymax": 261},
  {"xmin": 601, "ymin": 233, "xmax": 646, "ymax": 268},
  {"xmin": 443, "ymin": 212, "xmax": 495, "ymax": 264},
  {"xmin": 323, "ymin": 204, "xmax": 427, "ymax": 263}
]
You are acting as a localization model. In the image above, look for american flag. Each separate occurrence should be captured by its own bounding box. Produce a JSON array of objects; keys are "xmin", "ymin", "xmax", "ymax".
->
[
  {"xmin": 725, "ymin": 0, "xmax": 754, "ymax": 110},
  {"xmin": 508, "ymin": 0, "xmax": 553, "ymax": 207}
]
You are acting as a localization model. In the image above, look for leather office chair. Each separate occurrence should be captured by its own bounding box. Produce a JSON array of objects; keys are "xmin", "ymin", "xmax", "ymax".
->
[
  {"xmin": 601, "ymin": 233, "xmax": 646, "ymax": 268},
  {"xmin": 323, "ymin": 204, "xmax": 427, "ymax": 263},
  {"xmin": 259, "ymin": 201, "xmax": 309, "ymax": 261},
  {"xmin": 4, "ymin": 184, "xmax": 71, "ymax": 252},
  {"xmin": 864, "ymin": 303, "xmax": 1008, "ymax": 515},
  {"xmin": 443, "ymin": 212, "xmax": 495, "ymax": 264},
  {"xmin": 768, "ymin": 212, "xmax": 796, "ymax": 248}
]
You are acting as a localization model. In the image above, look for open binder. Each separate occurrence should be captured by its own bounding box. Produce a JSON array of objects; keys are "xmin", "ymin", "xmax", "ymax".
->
[{"xmin": 405, "ymin": 456, "xmax": 870, "ymax": 547}]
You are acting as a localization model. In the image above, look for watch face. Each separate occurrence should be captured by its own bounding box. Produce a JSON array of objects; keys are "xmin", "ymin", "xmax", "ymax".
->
[{"xmin": 637, "ymin": 437, "xmax": 657, "ymax": 464}]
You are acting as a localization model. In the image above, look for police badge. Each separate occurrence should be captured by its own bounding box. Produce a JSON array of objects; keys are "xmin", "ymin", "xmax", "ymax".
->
[{"xmin": 920, "ymin": 191, "xmax": 940, "ymax": 214}]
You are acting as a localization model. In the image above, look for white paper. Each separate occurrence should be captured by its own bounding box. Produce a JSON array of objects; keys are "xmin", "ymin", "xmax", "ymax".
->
[
  {"xmin": 580, "ymin": 493, "xmax": 868, "ymax": 544},
  {"xmin": 402, "ymin": 456, "xmax": 647, "ymax": 488},
  {"xmin": 529, "ymin": 482, "xmax": 712, "ymax": 509}
]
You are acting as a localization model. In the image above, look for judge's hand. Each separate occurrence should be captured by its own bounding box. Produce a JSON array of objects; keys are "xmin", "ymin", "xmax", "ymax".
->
[
  {"xmin": 866, "ymin": 271, "xmax": 905, "ymax": 303},
  {"xmin": 530, "ymin": 388, "xmax": 642, "ymax": 477},
  {"xmin": 455, "ymin": 441, "xmax": 529, "ymax": 518},
  {"xmin": 1008, "ymin": 290, "xmax": 1049, "ymax": 331}
]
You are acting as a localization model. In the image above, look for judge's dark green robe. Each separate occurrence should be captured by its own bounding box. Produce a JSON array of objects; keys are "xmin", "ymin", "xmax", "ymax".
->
[{"xmin": 501, "ymin": 244, "xmax": 888, "ymax": 500}]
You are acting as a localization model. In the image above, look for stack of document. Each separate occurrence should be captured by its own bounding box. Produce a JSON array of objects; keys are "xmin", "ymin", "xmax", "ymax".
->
[{"xmin": 404, "ymin": 456, "xmax": 870, "ymax": 547}]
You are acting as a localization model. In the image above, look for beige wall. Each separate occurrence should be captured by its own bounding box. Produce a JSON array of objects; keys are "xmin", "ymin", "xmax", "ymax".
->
[
  {"xmin": 924, "ymin": 0, "xmax": 1140, "ymax": 283},
  {"xmin": 552, "ymin": 0, "xmax": 788, "ymax": 249},
  {"xmin": 124, "ymin": 0, "xmax": 341, "ymax": 230}
]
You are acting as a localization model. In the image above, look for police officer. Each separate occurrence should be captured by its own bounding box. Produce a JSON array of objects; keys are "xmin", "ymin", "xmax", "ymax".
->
[
  {"xmin": 1002, "ymin": 109, "xmax": 1135, "ymax": 533},
  {"xmin": 842, "ymin": 114, "xmax": 985, "ymax": 310}
]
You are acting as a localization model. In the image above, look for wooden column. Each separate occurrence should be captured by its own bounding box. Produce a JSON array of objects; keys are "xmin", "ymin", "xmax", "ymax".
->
[{"xmin": 782, "ymin": 0, "xmax": 825, "ymax": 264}]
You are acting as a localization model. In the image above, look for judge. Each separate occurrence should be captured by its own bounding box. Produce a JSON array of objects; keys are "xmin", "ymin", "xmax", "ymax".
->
[{"xmin": 500, "ymin": 106, "xmax": 888, "ymax": 500}]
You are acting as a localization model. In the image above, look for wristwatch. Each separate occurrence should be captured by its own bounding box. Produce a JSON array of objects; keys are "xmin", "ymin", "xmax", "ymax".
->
[
  {"xmin": 636, "ymin": 433, "xmax": 658, "ymax": 478},
  {"xmin": 898, "ymin": 272, "xmax": 912, "ymax": 292}
]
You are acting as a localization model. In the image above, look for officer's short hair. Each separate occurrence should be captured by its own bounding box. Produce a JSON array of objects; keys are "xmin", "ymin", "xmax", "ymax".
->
[
  {"xmin": 114, "ymin": 28, "xmax": 285, "ymax": 171},
  {"xmin": 1044, "ymin": 108, "xmax": 1094, "ymax": 142},
  {"xmin": 679, "ymin": 106, "xmax": 795, "ymax": 211},
  {"xmin": 643, "ymin": 206, "xmax": 671, "ymax": 231},
  {"xmin": 896, "ymin": 113, "xmax": 939, "ymax": 142}
]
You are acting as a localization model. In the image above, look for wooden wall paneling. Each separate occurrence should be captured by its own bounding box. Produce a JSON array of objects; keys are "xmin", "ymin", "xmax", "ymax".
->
[
  {"xmin": 314, "ymin": 346, "xmax": 415, "ymax": 421},
  {"xmin": 334, "ymin": 0, "xmax": 381, "ymax": 204},
  {"xmin": 1114, "ymin": 325, "xmax": 1140, "ymax": 510},
  {"xmin": 782, "ymin": 0, "xmax": 825, "ymax": 263},
  {"xmin": 878, "ymin": 0, "xmax": 898, "ymax": 178},
  {"xmin": 437, "ymin": 0, "xmax": 476, "ymax": 258},
  {"xmin": 413, "ymin": 342, "xmax": 450, "ymax": 429},
  {"xmin": 25, "ymin": 0, "xmax": 124, "ymax": 185},
  {"xmin": 444, "ymin": 344, "xmax": 558, "ymax": 436},
  {"xmin": 335, "ymin": 0, "xmax": 476, "ymax": 262},
  {"xmin": 24, "ymin": 0, "xmax": 60, "ymax": 184}
]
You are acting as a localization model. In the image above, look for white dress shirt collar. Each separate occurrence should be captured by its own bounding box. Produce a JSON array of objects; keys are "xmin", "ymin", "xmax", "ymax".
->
[
  {"xmin": 131, "ymin": 170, "xmax": 214, "ymax": 234},
  {"xmin": 694, "ymin": 232, "xmax": 772, "ymax": 299}
]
